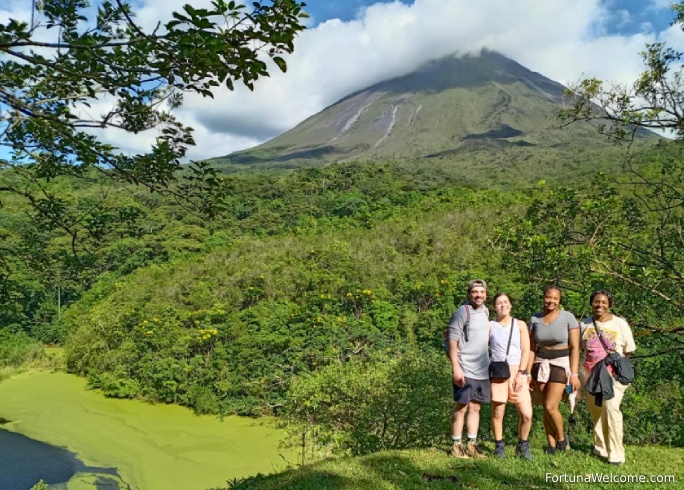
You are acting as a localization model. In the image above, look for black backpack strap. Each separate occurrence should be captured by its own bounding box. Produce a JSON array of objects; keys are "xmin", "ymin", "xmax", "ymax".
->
[
  {"xmin": 503, "ymin": 318, "xmax": 515, "ymax": 362},
  {"xmin": 592, "ymin": 318, "xmax": 614, "ymax": 355},
  {"xmin": 463, "ymin": 305, "xmax": 471, "ymax": 342}
]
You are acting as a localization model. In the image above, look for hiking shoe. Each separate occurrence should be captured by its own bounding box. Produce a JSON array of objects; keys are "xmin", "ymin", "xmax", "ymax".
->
[
  {"xmin": 544, "ymin": 446, "xmax": 557, "ymax": 455},
  {"xmin": 493, "ymin": 444, "xmax": 506, "ymax": 458},
  {"xmin": 556, "ymin": 434, "xmax": 570, "ymax": 451},
  {"xmin": 450, "ymin": 443, "xmax": 469, "ymax": 459},
  {"xmin": 592, "ymin": 448, "xmax": 608, "ymax": 460},
  {"xmin": 515, "ymin": 441, "xmax": 533, "ymax": 461},
  {"xmin": 466, "ymin": 441, "xmax": 487, "ymax": 459}
]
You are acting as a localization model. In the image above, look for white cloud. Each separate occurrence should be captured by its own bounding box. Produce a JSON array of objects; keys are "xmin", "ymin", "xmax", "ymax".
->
[
  {"xmin": 0, "ymin": 2, "xmax": 31, "ymax": 24},
  {"xmin": 4, "ymin": 0, "xmax": 684, "ymax": 161},
  {"xmin": 178, "ymin": 0, "xmax": 650, "ymax": 160}
]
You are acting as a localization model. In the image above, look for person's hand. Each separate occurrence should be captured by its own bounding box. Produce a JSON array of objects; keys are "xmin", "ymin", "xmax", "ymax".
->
[
  {"xmin": 513, "ymin": 374, "xmax": 524, "ymax": 393},
  {"xmin": 453, "ymin": 369, "xmax": 465, "ymax": 387},
  {"xmin": 529, "ymin": 377, "xmax": 535, "ymax": 392},
  {"xmin": 569, "ymin": 374, "xmax": 581, "ymax": 392}
]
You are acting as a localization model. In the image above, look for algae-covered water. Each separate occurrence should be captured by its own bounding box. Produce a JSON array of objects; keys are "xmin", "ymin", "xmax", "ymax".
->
[{"xmin": 0, "ymin": 371, "xmax": 293, "ymax": 490}]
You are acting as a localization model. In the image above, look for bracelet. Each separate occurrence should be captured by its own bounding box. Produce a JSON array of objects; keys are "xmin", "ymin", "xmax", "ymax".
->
[
  {"xmin": 570, "ymin": 373, "xmax": 579, "ymax": 378},
  {"xmin": 526, "ymin": 374, "xmax": 532, "ymax": 378}
]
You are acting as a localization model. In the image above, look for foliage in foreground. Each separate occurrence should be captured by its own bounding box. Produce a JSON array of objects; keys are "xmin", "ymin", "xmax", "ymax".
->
[
  {"xmin": 208, "ymin": 445, "xmax": 684, "ymax": 490},
  {"xmin": 282, "ymin": 350, "xmax": 452, "ymax": 460},
  {"xmin": 282, "ymin": 350, "xmax": 683, "ymax": 462},
  {"xmin": 0, "ymin": 0, "xmax": 306, "ymax": 188}
]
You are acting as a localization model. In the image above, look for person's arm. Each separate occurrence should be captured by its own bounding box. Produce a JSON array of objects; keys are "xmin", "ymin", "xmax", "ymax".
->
[
  {"xmin": 448, "ymin": 308, "xmax": 466, "ymax": 387},
  {"xmin": 568, "ymin": 321, "xmax": 581, "ymax": 392},
  {"xmin": 518, "ymin": 319, "xmax": 530, "ymax": 372},
  {"xmin": 449, "ymin": 338, "xmax": 465, "ymax": 387},
  {"xmin": 526, "ymin": 318, "xmax": 536, "ymax": 374},
  {"xmin": 622, "ymin": 318, "xmax": 637, "ymax": 356},
  {"xmin": 526, "ymin": 318, "xmax": 536, "ymax": 390},
  {"xmin": 513, "ymin": 319, "xmax": 529, "ymax": 392}
]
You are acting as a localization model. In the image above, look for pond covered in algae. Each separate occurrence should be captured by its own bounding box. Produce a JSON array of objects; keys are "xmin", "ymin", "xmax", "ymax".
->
[{"xmin": 0, "ymin": 371, "xmax": 292, "ymax": 490}]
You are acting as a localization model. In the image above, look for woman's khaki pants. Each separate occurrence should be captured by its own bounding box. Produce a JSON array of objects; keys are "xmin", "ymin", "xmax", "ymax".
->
[{"xmin": 580, "ymin": 367, "xmax": 629, "ymax": 464}]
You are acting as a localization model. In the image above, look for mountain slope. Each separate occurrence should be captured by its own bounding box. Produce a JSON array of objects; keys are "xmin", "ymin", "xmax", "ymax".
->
[{"xmin": 209, "ymin": 50, "xmax": 656, "ymax": 185}]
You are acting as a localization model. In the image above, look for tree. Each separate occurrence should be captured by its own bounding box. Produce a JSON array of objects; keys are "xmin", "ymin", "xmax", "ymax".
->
[
  {"xmin": 0, "ymin": 0, "xmax": 306, "ymax": 328},
  {"xmin": 494, "ymin": 175, "xmax": 684, "ymax": 351},
  {"xmin": 498, "ymin": 2, "xmax": 684, "ymax": 357},
  {"xmin": 0, "ymin": 0, "xmax": 306, "ymax": 190}
]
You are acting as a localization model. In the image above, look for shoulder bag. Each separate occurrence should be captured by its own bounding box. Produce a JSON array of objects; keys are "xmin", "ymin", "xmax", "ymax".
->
[{"xmin": 592, "ymin": 318, "xmax": 635, "ymax": 385}]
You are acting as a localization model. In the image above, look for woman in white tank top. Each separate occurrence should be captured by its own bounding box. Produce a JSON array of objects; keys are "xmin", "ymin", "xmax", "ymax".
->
[{"xmin": 489, "ymin": 293, "xmax": 533, "ymax": 460}]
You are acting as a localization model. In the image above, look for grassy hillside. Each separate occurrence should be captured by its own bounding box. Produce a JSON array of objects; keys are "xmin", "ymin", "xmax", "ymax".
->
[{"xmin": 212, "ymin": 446, "xmax": 684, "ymax": 490}]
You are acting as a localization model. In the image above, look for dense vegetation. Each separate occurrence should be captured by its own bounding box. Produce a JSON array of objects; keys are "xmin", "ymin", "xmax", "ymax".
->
[
  {"xmin": 58, "ymin": 164, "xmax": 521, "ymax": 414},
  {"xmin": 1, "ymin": 156, "xmax": 682, "ymax": 456},
  {"xmin": 1, "ymin": 5, "xmax": 684, "ymax": 485}
]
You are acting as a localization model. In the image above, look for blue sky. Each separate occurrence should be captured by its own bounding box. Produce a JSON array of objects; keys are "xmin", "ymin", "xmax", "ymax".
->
[
  {"xmin": 601, "ymin": 0, "xmax": 672, "ymax": 34},
  {"xmin": 2, "ymin": 0, "xmax": 684, "ymax": 160}
]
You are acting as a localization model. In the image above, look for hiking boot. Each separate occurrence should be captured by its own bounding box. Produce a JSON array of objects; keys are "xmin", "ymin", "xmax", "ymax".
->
[
  {"xmin": 556, "ymin": 434, "xmax": 570, "ymax": 451},
  {"xmin": 592, "ymin": 448, "xmax": 608, "ymax": 460},
  {"xmin": 493, "ymin": 443, "xmax": 506, "ymax": 458},
  {"xmin": 544, "ymin": 446, "xmax": 557, "ymax": 455},
  {"xmin": 450, "ymin": 443, "xmax": 469, "ymax": 459},
  {"xmin": 466, "ymin": 441, "xmax": 487, "ymax": 459},
  {"xmin": 515, "ymin": 441, "xmax": 533, "ymax": 461}
]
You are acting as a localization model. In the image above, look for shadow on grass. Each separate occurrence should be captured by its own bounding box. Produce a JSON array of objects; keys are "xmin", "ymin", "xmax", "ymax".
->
[
  {"xmin": 215, "ymin": 467, "xmax": 372, "ymax": 490},
  {"xmin": 223, "ymin": 450, "xmax": 559, "ymax": 490},
  {"xmin": 355, "ymin": 451, "xmax": 555, "ymax": 489}
]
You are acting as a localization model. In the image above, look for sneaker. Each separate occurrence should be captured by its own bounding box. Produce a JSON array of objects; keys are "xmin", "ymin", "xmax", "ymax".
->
[
  {"xmin": 493, "ymin": 444, "xmax": 506, "ymax": 458},
  {"xmin": 450, "ymin": 443, "xmax": 469, "ymax": 459},
  {"xmin": 556, "ymin": 434, "xmax": 570, "ymax": 451},
  {"xmin": 515, "ymin": 441, "xmax": 533, "ymax": 461},
  {"xmin": 544, "ymin": 446, "xmax": 557, "ymax": 455},
  {"xmin": 466, "ymin": 441, "xmax": 487, "ymax": 459},
  {"xmin": 592, "ymin": 448, "xmax": 608, "ymax": 460}
]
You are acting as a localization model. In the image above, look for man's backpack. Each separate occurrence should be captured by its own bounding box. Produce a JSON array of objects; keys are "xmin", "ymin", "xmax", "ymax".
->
[{"xmin": 444, "ymin": 305, "xmax": 471, "ymax": 356}]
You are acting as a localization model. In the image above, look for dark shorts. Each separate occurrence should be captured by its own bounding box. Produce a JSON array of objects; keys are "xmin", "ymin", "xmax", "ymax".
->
[
  {"xmin": 531, "ymin": 363, "xmax": 567, "ymax": 384},
  {"xmin": 453, "ymin": 377, "xmax": 491, "ymax": 404}
]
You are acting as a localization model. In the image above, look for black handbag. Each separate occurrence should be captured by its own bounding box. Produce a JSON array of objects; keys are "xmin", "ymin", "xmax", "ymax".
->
[
  {"xmin": 592, "ymin": 319, "xmax": 635, "ymax": 385},
  {"xmin": 489, "ymin": 319, "xmax": 515, "ymax": 380}
]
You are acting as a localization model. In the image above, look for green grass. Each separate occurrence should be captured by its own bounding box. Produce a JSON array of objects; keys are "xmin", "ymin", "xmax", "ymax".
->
[{"xmin": 216, "ymin": 444, "xmax": 683, "ymax": 490}]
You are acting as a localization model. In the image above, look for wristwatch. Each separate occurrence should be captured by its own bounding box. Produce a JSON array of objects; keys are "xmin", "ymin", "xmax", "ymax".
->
[{"xmin": 518, "ymin": 369, "xmax": 527, "ymax": 375}]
